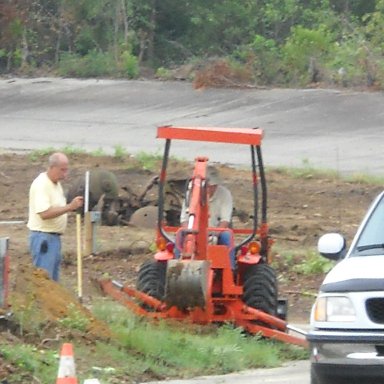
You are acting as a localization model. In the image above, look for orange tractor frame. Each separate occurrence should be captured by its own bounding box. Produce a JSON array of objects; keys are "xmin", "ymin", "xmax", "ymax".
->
[{"xmin": 100, "ymin": 125, "xmax": 307, "ymax": 347}]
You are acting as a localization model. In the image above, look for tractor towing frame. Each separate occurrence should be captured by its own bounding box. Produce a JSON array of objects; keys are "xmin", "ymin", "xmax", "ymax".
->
[{"xmin": 99, "ymin": 125, "xmax": 307, "ymax": 347}]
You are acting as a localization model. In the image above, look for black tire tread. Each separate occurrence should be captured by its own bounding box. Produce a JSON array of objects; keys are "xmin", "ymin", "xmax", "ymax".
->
[
  {"xmin": 242, "ymin": 263, "xmax": 278, "ymax": 316},
  {"xmin": 136, "ymin": 260, "xmax": 166, "ymax": 301}
]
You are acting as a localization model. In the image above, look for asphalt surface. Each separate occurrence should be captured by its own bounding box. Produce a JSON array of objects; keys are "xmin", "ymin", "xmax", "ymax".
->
[
  {"xmin": 1, "ymin": 77, "xmax": 384, "ymax": 175},
  {"xmin": 1, "ymin": 76, "xmax": 383, "ymax": 383},
  {"xmin": 144, "ymin": 360, "xmax": 310, "ymax": 384}
]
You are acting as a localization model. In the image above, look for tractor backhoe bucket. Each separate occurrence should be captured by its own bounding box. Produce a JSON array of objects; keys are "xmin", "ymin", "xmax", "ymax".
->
[{"xmin": 165, "ymin": 260, "xmax": 210, "ymax": 310}]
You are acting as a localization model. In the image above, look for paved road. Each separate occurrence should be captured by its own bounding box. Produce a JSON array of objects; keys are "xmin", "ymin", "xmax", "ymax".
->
[
  {"xmin": 143, "ymin": 360, "xmax": 309, "ymax": 384},
  {"xmin": 1, "ymin": 77, "xmax": 384, "ymax": 175}
]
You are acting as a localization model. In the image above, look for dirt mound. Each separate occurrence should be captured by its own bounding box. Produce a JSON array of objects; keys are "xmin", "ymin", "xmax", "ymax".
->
[
  {"xmin": 193, "ymin": 58, "xmax": 254, "ymax": 89},
  {"xmin": 10, "ymin": 262, "xmax": 111, "ymax": 342}
]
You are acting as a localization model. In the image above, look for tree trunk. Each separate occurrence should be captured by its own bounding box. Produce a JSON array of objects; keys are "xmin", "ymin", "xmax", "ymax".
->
[
  {"xmin": 21, "ymin": 27, "xmax": 29, "ymax": 69},
  {"xmin": 121, "ymin": 0, "xmax": 129, "ymax": 46},
  {"xmin": 145, "ymin": 1, "xmax": 157, "ymax": 65},
  {"xmin": 114, "ymin": 1, "xmax": 119, "ymax": 62}
]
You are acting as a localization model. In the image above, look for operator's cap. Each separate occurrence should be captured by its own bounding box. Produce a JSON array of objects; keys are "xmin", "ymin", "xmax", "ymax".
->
[{"xmin": 207, "ymin": 166, "xmax": 221, "ymax": 186}]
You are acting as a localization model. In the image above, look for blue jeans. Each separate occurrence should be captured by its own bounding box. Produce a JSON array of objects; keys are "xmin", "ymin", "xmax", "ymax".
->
[
  {"xmin": 29, "ymin": 231, "xmax": 62, "ymax": 281},
  {"xmin": 174, "ymin": 230, "xmax": 236, "ymax": 269}
]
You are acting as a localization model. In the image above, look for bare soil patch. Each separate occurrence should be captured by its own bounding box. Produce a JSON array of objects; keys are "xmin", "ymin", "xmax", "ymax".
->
[{"xmin": 0, "ymin": 152, "xmax": 381, "ymax": 381}]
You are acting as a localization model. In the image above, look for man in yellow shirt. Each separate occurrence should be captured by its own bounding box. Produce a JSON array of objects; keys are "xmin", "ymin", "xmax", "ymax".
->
[{"xmin": 27, "ymin": 152, "xmax": 83, "ymax": 281}]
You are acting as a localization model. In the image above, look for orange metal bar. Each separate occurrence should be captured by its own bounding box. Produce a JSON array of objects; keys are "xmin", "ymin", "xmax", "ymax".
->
[
  {"xmin": 237, "ymin": 320, "xmax": 308, "ymax": 347},
  {"xmin": 243, "ymin": 305, "xmax": 287, "ymax": 331},
  {"xmin": 162, "ymin": 226, "xmax": 258, "ymax": 236},
  {"xmin": 181, "ymin": 159, "xmax": 209, "ymax": 259},
  {"xmin": 99, "ymin": 279, "xmax": 149, "ymax": 317},
  {"xmin": 157, "ymin": 126, "xmax": 263, "ymax": 145},
  {"xmin": 99, "ymin": 279, "xmax": 164, "ymax": 316},
  {"xmin": 121, "ymin": 285, "xmax": 164, "ymax": 310}
]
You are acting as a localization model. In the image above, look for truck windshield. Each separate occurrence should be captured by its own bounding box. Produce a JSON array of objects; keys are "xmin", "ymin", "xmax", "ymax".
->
[{"xmin": 354, "ymin": 194, "xmax": 384, "ymax": 255}]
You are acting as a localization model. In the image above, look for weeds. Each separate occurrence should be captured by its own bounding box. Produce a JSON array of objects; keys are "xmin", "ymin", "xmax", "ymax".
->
[
  {"xmin": 272, "ymin": 160, "xmax": 384, "ymax": 185},
  {"xmin": 292, "ymin": 250, "xmax": 334, "ymax": 275},
  {"xmin": 134, "ymin": 150, "xmax": 163, "ymax": 170},
  {"xmin": 274, "ymin": 247, "xmax": 334, "ymax": 276},
  {"xmin": 28, "ymin": 147, "xmax": 56, "ymax": 161},
  {"xmin": 28, "ymin": 146, "xmax": 86, "ymax": 161},
  {"xmin": 89, "ymin": 298, "xmax": 305, "ymax": 378},
  {"xmin": 113, "ymin": 144, "xmax": 128, "ymax": 160},
  {"xmin": 90, "ymin": 147, "xmax": 106, "ymax": 156},
  {"xmin": 11, "ymin": 292, "xmax": 47, "ymax": 338},
  {"xmin": 0, "ymin": 344, "xmax": 57, "ymax": 382},
  {"xmin": 58, "ymin": 303, "xmax": 90, "ymax": 332}
]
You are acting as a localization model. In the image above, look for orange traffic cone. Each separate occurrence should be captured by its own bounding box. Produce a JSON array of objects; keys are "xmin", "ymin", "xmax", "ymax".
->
[{"xmin": 56, "ymin": 343, "xmax": 78, "ymax": 384}]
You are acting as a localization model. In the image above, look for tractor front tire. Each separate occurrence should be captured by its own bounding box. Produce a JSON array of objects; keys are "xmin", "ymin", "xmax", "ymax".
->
[
  {"xmin": 242, "ymin": 263, "xmax": 278, "ymax": 316},
  {"xmin": 136, "ymin": 260, "xmax": 167, "ymax": 302}
]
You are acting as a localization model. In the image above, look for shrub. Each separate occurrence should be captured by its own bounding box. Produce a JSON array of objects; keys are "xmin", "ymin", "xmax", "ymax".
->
[
  {"xmin": 58, "ymin": 50, "xmax": 115, "ymax": 78},
  {"xmin": 121, "ymin": 51, "xmax": 139, "ymax": 79},
  {"xmin": 192, "ymin": 58, "xmax": 253, "ymax": 89},
  {"xmin": 235, "ymin": 35, "xmax": 283, "ymax": 85},
  {"xmin": 282, "ymin": 25, "xmax": 334, "ymax": 85},
  {"xmin": 326, "ymin": 31, "xmax": 384, "ymax": 88}
]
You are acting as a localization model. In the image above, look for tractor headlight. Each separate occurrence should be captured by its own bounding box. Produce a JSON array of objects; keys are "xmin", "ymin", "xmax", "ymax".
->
[{"xmin": 314, "ymin": 296, "xmax": 356, "ymax": 322}]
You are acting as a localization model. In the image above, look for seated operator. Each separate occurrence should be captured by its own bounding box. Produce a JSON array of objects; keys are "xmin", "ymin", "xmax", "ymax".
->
[{"xmin": 178, "ymin": 166, "xmax": 236, "ymax": 269}]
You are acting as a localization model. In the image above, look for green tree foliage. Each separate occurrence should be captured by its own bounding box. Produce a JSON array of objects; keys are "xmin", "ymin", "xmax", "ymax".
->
[
  {"xmin": 0, "ymin": 0, "xmax": 383, "ymax": 88},
  {"xmin": 282, "ymin": 25, "xmax": 334, "ymax": 85}
]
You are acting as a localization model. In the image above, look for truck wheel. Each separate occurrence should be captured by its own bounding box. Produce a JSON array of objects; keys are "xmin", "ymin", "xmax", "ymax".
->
[
  {"xmin": 310, "ymin": 365, "xmax": 321, "ymax": 384},
  {"xmin": 136, "ymin": 260, "xmax": 166, "ymax": 302},
  {"xmin": 242, "ymin": 263, "xmax": 278, "ymax": 316}
]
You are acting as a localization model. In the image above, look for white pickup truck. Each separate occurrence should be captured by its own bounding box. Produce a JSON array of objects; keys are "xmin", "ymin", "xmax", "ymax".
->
[{"xmin": 307, "ymin": 191, "xmax": 384, "ymax": 384}]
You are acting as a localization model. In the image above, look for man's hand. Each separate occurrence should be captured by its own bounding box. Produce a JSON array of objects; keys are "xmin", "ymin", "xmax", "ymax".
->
[
  {"xmin": 69, "ymin": 196, "xmax": 84, "ymax": 211},
  {"xmin": 208, "ymin": 232, "xmax": 218, "ymax": 245},
  {"xmin": 39, "ymin": 196, "xmax": 84, "ymax": 220}
]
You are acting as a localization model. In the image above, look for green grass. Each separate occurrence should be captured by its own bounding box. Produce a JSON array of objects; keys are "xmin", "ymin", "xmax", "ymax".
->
[
  {"xmin": 26, "ymin": 146, "xmax": 182, "ymax": 170},
  {"xmin": 113, "ymin": 144, "xmax": 128, "ymax": 160},
  {"xmin": 271, "ymin": 159, "xmax": 384, "ymax": 185},
  {"xmin": 291, "ymin": 249, "xmax": 334, "ymax": 275},
  {"xmin": 28, "ymin": 145, "xmax": 86, "ymax": 161},
  {"xmin": 134, "ymin": 150, "xmax": 163, "ymax": 170},
  {"xmin": 90, "ymin": 147, "xmax": 106, "ymax": 156},
  {"xmin": 0, "ymin": 297, "xmax": 307, "ymax": 383},
  {"xmin": 0, "ymin": 344, "xmax": 58, "ymax": 383},
  {"xmin": 91, "ymin": 299, "xmax": 307, "ymax": 376},
  {"xmin": 58, "ymin": 303, "xmax": 90, "ymax": 332},
  {"xmin": 273, "ymin": 245, "xmax": 334, "ymax": 277}
]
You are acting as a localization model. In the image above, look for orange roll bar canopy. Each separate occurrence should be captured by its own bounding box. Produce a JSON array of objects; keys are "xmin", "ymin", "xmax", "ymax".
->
[{"xmin": 157, "ymin": 125, "xmax": 263, "ymax": 146}]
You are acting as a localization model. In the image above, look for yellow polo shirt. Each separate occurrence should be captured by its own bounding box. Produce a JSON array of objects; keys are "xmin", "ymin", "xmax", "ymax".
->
[{"xmin": 27, "ymin": 172, "xmax": 67, "ymax": 234}]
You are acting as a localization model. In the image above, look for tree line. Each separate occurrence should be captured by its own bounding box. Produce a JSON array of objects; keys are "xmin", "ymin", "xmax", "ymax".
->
[{"xmin": 1, "ymin": 0, "xmax": 384, "ymax": 88}]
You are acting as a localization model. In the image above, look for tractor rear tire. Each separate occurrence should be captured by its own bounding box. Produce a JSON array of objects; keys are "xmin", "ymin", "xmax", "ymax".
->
[
  {"xmin": 136, "ymin": 260, "xmax": 166, "ymax": 302},
  {"xmin": 242, "ymin": 263, "xmax": 278, "ymax": 316}
]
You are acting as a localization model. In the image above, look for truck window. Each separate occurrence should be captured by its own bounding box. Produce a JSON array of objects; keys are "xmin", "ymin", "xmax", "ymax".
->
[{"xmin": 354, "ymin": 195, "xmax": 384, "ymax": 255}]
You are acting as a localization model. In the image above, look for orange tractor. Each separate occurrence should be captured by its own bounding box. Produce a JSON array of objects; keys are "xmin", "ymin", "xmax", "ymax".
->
[{"xmin": 100, "ymin": 125, "xmax": 307, "ymax": 347}]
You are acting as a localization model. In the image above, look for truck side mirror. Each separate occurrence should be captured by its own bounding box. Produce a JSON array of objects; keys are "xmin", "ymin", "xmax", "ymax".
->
[{"xmin": 317, "ymin": 233, "xmax": 347, "ymax": 261}]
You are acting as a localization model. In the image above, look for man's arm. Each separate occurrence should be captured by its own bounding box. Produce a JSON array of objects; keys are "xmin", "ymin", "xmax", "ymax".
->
[
  {"xmin": 217, "ymin": 220, "xmax": 230, "ymax": 228},
  {"xmin": 39, "ymin": 196, "xmax": 84, "ymax": 220}
]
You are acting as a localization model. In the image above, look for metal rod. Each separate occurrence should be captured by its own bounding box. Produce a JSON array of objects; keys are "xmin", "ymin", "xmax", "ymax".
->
[
  {"xmin": 286, "ymin": 324, "xmax": 308, "ymax": 336},
  {"xmin": 0, "ymin": 221, "xmax": 25, "ymax": 225},
  {"xmin": 84, "ymin": 171, "xmax": 90, "ymax": 214},
  {"xmin": 158, "ymin": 139, "xmax": 174, "ymax": 243}
]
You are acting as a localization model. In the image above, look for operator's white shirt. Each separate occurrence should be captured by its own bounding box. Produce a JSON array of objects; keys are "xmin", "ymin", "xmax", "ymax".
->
[
  {"xmin": 180, "ymin": 185, "xmax": 233, "ymax": 227},
  {"xmin": 27, "ymin": 172, "xmax": 67, "ymax": 233}
]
